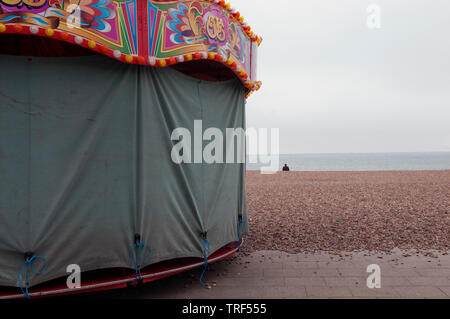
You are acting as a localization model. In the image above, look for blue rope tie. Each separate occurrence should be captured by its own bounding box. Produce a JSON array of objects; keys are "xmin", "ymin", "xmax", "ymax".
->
[
  {"xmin": 237, "ymin": 218, "xmax": 244, "ymax": 250},
  {"xmin": 130, "ymin": 241, "xmax": 151, "ymax": 284},
  {"xmin": 199, "ymin": 238, "xmax": 210, "ymax": 287},
  {"xmin": 17, "ymin": 255, "xmax": 47, "ymax": 299}
]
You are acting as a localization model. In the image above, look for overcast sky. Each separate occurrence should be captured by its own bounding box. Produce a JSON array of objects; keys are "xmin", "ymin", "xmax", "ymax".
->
[{"xmin": 232, "ymin": 0, "xmax": 450, "ymax": 154}]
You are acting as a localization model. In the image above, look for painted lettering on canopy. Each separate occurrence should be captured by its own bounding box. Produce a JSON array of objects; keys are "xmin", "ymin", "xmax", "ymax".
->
[
  {"xmin": 202, "ymin": 5, "xmax": 227, "ymax": 45},
  {"xmin": 205, "ymin": 14, "xmax": 225, "ymax": 42}
]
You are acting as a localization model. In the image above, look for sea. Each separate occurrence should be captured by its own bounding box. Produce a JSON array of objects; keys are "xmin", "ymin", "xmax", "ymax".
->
[{"xmin": 246, "ymin": 152, "xmax": 450, "ymax": 171}]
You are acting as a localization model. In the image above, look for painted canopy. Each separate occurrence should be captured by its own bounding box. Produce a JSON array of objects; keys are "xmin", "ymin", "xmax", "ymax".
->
[{"xmin": 0, "ymin": 0, "xmax": 261, "ymax": 93}]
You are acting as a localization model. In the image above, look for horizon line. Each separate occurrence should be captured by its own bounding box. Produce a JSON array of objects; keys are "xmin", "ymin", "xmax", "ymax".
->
[{"xmin": 247, "ymin": 151, "xmax": 450, "ymax": 156}]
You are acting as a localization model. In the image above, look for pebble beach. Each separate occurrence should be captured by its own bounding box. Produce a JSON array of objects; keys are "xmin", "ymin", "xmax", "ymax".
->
[{"xmin": 243, "ymin": 170, "xmax": 450, "ymax": 254}]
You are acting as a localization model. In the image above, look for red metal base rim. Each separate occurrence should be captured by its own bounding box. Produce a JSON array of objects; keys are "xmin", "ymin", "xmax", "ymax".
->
[{"xmin": 0, "ymin": 240, "xmax": 242, "ymax": 299}]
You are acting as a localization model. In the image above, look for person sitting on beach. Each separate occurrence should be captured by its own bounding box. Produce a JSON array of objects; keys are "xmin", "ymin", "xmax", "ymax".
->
[{"xmin": 282, "ymin": 164, "xmax": 290, "ymax": 171}]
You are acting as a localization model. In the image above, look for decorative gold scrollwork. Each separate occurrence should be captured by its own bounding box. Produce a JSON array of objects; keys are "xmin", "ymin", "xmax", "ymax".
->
[
  {"xmin": 0, "ymin": 0, "xmax": 48, "ymax": 9},
  {"xmin": 206, "ymin": 14, "xmax": 225, "ymax": 42}
]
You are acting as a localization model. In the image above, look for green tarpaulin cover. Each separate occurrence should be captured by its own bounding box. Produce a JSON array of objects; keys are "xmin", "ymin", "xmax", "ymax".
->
[{"xmin": 0, "ymin": 54, "xmax": 247, "ymax": 287}]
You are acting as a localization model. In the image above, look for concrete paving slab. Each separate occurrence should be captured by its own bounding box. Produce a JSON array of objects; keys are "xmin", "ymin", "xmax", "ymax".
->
[
  {"xmin": 306, "ymin": 287, "xmax": 353, "ymax": 298},
  {"xmin": 83, "ymin": 249, "xmax": 450, "ymax": 299},
  {"xmin": 393, "ymin": 286, "xmax": 448, "ymax": 299}
]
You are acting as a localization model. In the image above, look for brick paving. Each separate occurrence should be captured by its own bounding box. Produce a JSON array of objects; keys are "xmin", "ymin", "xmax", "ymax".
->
[{"xmin": 88, "ymin": 249, "xmax": 450, "ymax": 299}]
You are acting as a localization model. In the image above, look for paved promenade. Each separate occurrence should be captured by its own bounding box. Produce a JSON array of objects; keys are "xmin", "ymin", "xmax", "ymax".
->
[{"xmin": 89, "ymin": 249, "xmax": 450, "ymax": 299}]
